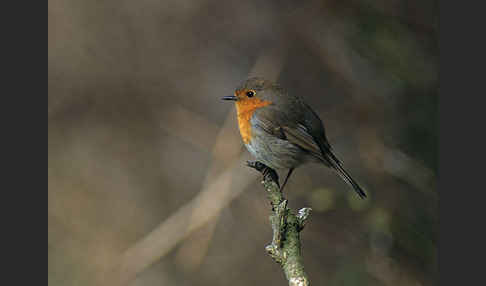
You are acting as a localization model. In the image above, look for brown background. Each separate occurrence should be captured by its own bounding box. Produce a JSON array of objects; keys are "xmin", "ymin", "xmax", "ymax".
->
[{"xmin": 48, "ymin": 0, "xmax": 438, "ymax": 285}]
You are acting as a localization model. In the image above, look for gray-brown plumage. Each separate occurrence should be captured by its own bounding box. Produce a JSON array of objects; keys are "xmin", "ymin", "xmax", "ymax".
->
[{"xmin": 222, "ymin": 77, "xmax": 366, "ymax": 198}]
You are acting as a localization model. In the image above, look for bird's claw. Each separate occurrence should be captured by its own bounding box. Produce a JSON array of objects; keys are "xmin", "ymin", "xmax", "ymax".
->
[
  {"xmin": 246, "ymin": 161, "xmax": 280, "ymax": 187},
  {"xmin": 246, "ymin": 160, "xmax": 265, "ymax": 171}
]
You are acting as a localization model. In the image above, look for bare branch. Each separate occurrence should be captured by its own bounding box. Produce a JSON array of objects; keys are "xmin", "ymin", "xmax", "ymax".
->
[{"xmin": 248, "ymin": 162, "xmax": 311, "ymax": 286}]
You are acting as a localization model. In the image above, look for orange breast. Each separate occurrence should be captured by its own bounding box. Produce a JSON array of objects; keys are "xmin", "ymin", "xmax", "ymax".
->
[{"xmin": 235, "ymin": 98, "xmax": 272, "ymax": 144}]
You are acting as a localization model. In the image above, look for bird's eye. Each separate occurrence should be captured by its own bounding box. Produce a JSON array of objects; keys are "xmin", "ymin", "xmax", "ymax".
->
[{"xmin": 246, "ymin": 90, "xmax": 255, "ymax": 97}]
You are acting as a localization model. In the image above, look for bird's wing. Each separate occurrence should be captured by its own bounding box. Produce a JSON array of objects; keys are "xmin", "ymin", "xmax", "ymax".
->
[
  {"xmin": 253, "ymin": 103, "xmax": 367, "ymax": 198},
  {"xmin": 251, "ymin": 113, "xmax": 325, "ymax": 162},
  {"xmin": 250, "ymin": 113, "xmax": 287, "ymax": 139},
  {"xmin": 280, "ymin": 124, "xmax": 325, "ymax": 161}
]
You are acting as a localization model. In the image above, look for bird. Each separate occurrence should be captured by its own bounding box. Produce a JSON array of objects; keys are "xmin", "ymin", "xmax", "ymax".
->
[{"xmin": 221, "ymin": 77, "xmax": 366, "ymax": 198}]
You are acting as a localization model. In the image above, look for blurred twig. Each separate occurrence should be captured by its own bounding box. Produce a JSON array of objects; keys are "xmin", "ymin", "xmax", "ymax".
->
[
  {"xmin": 111, "ymin": 155, "xmax": 257, "ymax": 285},
  {"xmin": 108, "ymin": 45, "xmax": 288, "ymax": 285},
  {"xmin": 174, "ymin": 105, "xmax": 240, "ymax": 272},
  {"xmin": 174, "ymin": 42, "xmax": 289, "ymax": 271}
]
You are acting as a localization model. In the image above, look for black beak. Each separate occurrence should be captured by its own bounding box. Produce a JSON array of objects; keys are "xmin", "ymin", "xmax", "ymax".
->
[{"xmin": 221, "ymin": 95, "xmax": 237, "ymax": 101}]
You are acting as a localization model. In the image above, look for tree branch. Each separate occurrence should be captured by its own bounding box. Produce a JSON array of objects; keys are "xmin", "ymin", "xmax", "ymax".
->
[{"xmin": 247, "ymin": 161, "xmax": 311, "ymax": 286}]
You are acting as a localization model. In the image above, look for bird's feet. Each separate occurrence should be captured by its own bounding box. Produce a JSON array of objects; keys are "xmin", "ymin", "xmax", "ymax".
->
[{"xmin": 246, "ymin": 161, "xmax": 280, "ymax": 188}]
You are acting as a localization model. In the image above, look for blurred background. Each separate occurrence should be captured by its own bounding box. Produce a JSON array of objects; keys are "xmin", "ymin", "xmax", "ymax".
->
[{"xmin": 48, "ymin": 0, "xmax": 438, "ymax": 285}]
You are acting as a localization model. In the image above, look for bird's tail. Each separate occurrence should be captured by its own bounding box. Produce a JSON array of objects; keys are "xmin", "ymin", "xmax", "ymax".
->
[{"xmin": 324, "ymin": 151, "xmax": 367, "ymax": 199}]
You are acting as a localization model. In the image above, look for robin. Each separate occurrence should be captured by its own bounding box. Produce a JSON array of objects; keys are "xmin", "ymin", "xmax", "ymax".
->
[{"xmin": 222, "ymin": 77, "xmax": 366, "ymax": 198}]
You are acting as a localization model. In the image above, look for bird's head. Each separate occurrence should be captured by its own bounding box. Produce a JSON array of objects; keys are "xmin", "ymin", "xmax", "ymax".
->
[{"xmin": 221, "ymin": 77, "xmax": 285, "ymax": 113}]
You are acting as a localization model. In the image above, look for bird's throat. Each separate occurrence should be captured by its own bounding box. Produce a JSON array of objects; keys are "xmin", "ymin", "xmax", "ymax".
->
[{"xmin": 235, "ymin": 99, "xmax": 272, "ymax": 144}]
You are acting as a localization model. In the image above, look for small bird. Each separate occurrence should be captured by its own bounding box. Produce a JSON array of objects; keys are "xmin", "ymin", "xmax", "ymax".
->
[{"xmin": 222, "ymin": 77, "xmax": 366, "ymax": 198}]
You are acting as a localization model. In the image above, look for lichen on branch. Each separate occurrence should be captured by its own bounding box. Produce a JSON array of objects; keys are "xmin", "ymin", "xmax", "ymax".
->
[{"xmin": 247, "ymin": 161, "xmax": 311, "ymax": 286}]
